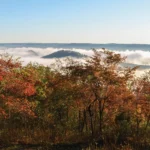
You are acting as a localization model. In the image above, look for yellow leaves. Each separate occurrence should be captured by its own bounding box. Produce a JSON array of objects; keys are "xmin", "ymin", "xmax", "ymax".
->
[{"xmin": 137, "ymin": 104, "xmax": 142, "ymax": 114}]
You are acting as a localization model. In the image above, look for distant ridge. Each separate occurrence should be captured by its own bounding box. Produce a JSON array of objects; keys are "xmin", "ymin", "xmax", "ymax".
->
[
  {"xmin": 28, "ymin": 50, "xmax": 39, "ymax": 56},
  {"xmin": 42, "ymin": 50, "xmax": 87, "ymax": 58}
]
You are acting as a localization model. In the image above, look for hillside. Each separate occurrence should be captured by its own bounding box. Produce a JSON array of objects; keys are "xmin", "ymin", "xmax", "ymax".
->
[{"xmin": 42, "ymin": 50, "xmax": 87, "ymax": 58}]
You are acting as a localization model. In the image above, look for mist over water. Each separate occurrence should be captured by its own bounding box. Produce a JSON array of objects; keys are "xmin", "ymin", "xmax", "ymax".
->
[{"xmin": 0, "ymin": 43, "xmax": 150, "ymax": 76}]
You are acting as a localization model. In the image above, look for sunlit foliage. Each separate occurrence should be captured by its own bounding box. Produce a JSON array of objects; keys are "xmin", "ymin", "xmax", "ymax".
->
[{"xmin": 0, "ymin": 50, "xmax": 149, "ymax": 149}]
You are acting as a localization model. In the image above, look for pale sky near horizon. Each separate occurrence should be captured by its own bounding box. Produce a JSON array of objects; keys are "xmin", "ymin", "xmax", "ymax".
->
[{"xmin": 0, "ymin": 0, "xmax": 150, "ymax": 43}]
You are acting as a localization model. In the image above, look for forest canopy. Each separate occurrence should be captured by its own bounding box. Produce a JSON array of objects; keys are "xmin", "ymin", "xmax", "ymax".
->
[{"xmin": 0, "ymin": 50, "xmax": 149, "ymax": 149}]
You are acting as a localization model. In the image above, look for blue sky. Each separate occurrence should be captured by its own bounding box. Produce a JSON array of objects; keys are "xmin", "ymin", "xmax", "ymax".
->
[{"xmin": 0, "ymin": 0, "xmax": 150, "ymax": 43}]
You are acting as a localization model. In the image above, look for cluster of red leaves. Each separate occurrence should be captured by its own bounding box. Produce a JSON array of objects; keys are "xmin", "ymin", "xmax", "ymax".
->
[
  {"xmin": 0, "ymin": 56, "xmax": 37, "ymax": 118},
  {"xmin": 23, "ymin": 83, "xmax": 36, "ymax": 96}
]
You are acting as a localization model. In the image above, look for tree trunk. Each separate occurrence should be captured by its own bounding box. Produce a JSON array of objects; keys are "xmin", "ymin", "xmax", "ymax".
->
[{"xmin": 88, "ymin": 105, "xmax": 94, "ymax": 136}]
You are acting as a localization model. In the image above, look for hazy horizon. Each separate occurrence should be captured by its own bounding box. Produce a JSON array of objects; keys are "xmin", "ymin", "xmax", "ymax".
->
[{"xmin": 5, "ymin": 42, "xmax": 150, "ymax": 44}]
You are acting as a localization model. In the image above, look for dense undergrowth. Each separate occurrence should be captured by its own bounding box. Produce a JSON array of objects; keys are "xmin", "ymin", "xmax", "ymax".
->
[{"xmin": 0, "ymin": 50, "xmax": 149, "ymax": 150}]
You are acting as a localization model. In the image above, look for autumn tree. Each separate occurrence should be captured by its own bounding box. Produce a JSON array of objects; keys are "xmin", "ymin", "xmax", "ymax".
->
[
  {"xmin": 0, "ymin": 55, "xmax": 36, "ymax": 120},
  {"xmin": 130, "ymin": 72, "xmax": 150, "ymax": 146},
  {"xmin": 61, "ymin": 50, "xmax": 137, "ymax": 143}
]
